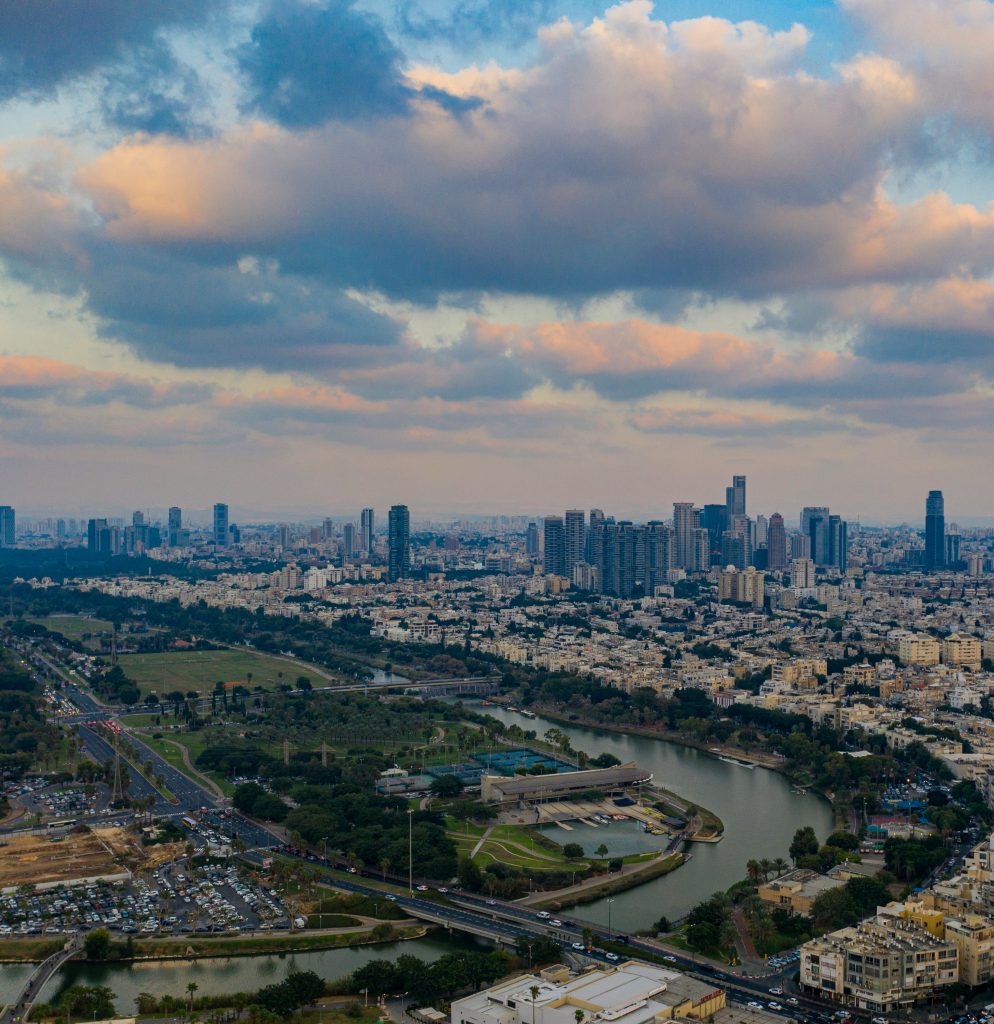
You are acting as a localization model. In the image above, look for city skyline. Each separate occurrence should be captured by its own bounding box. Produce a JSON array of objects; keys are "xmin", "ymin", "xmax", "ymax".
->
[{"xmin": 1, "ymin": 2, "xmax": 994, "ymax": 512}]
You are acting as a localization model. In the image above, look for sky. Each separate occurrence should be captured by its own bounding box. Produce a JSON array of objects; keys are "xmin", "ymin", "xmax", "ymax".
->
[{"xmin": 2, "ymin": 0, "xmax": 994, "ymax": 523}]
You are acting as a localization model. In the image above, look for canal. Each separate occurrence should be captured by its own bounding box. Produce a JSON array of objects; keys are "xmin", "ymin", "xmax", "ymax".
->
[
  {"xmin": 474, "ymin": 703, "xmax": 833, "ymax": 934},
  {"xmin": 0, "ymin": 934, "xmax": 475, "ymax": 1013}
]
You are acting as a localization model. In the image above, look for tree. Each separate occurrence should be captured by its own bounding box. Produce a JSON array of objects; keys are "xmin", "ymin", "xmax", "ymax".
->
[
  {"xmin": 187, "ymin": 982, "xmax": 199, "ymax": 1012},
  {"xmin": 562, "ymin": 843, "xmax": 584, "ymax": 860},
  {"xmin": 61, "ymin": 985, "xmax": 116, "ymax": 1022},
  {"xmin": 789, "ymin": 826, "xmax": 819, "ymax": 864},
  {"xmin": 429, "ymin": 774, "xmax": 464, "ymax": 798},
  {"xmin": 745, "ymin": 859, "xmax": 761, "ymax": 883},
  {"xmin": 458, "ymin": 856, "xmax": 484, "ymax": 891},
  {"xmin": 84, "ymin": 928, "xmax": 112, "ymax": 961},
  {"xmin": 595, "ymin": 844, "xmax": 609, "ymax": 859}
]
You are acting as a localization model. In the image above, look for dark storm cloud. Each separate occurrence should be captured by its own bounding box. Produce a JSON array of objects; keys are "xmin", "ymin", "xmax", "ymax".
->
[
  {"xmin": 81, "ymin": 245, "xmax": 403, "ymax": 372},
  {"xmin": 0, "ymin": 1, "xmax": 216, "ymax": 100},
  {"xmin": 238, "ymin": 0, "xmax": 413, "ymax": 127}
]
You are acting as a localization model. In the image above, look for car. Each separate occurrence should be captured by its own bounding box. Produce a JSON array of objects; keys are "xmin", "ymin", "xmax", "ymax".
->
[
  {"xmin": 572, "ymin": 942, "xmax": 585, "ymax": 950},
  {"xmin": 605, "ymin": 952, "xmax": 619, "ymax": 961},
  {"xmin": 385, "ymin": 895, "xmax": 398, "ymax": 902},
  {"xmin": 871, "ymin": 1018, "xmax": 888, "ymax": 1024},
  {"xmin": 416, "ymin": 885, "xmax": 428, "ymax": 892},
  {"xmin": 768, "ymin": 987, "xmax": 783, "ymax": 994},
  {"xmin": 768, "ymin": 1003, "xmax": 783, "ymax": 1012},
  {"xmin": 550, "ymin": 919, "xmax": 562, "ymax": 927},
  {"xmin": 537, "ymin": 911, "xmax": 551, "ymax": 919},
  {"xmin": 438, "ymin": 887, "xmax": 448, "ymax": 894},
  {"xmin": 486, "ymin": 899, "xmax": 497, "ymax": 906},
  {"xmin": 747, "ymin": 1002, "xmax": 762, "ymax": 1010},
  {"xmin": 662, "ymin": 955, "xmax": 677, "ymax": 963}
]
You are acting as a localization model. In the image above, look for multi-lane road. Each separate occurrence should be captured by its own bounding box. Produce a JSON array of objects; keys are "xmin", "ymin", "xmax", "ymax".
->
[{"xmin": 8, "ymin": 638, "xmax": 856, "ymax": 1023}]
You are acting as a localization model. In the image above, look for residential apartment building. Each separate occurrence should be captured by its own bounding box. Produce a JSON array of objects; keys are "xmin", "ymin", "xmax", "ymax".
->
[
  {"xmin": 898, "ymin": 634, "xmax": 941, "ymax": 667},
  {"xmin": 800, "ymin": 914, "xmax": 958, "ymax": 1012}
]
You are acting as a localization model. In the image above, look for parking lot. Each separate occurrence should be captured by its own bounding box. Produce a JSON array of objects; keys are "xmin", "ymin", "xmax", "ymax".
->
[{"xmin": 0, "ymin": 859, "xmax": 288, "ymax": 937}]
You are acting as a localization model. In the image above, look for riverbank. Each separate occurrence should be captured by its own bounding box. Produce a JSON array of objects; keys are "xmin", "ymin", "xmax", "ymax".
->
[
  {"xmin": 497, "ymin": 698, "xmax": 800, "ymax": 786},
  {"xmin": 0, "ymin": 925, "xmax": 429, "ymax": 964},
  {"xmin": 523, "ymin": 851, "xmax": 684, "ymax": 911}
]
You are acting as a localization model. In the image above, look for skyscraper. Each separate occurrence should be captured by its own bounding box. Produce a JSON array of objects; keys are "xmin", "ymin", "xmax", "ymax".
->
[
  {"xmin": 673, "ymin": 502, "xmax": 700, "ymax": 570},
  {"xmin": 725, "ymin": 475, "xmax": 746, "ymax": 518},
  {"xmin": 0, "ymin": 506, "xmax": 14, "ymax": 547},
  {"xmin": 564, "ymin": 509, "xmax": 585, "ymax": 575},
  {"xmin": 87, "ymin": 517, "xmax": 109, "ymax": 553},
  {"xmin": 801, "ymin": 506, "xmax": 830, "ymax": 565},
  {"xmin": 828, "ymin": 514, "xmax": 847, "ymax": 573},
  {"xmin": 525, "ymin": 521, "xmax": 540, "ymax": 557},
  {"xmin": 360, "ymin": 508, "xmax": 375, "ymax": 554},
  {"xmin": 167, "ymin": 506, "xmax": 182, "ymax": 546},
  {"xmin": 388, "ymin": 504, "xmax": 410, "ymax": 581},
  {"xmin": 343, "ymin": 522, "xmax": 357, "ymax": 560},
  {"xmin": 925, "ymin": 490, "xmax": 945, "ymax": 571},
  {"xmin": 644, "ymin": 521, "xmax": 673, "ymax": 594},
  {"xmin": 213, "ymin": 503, "xmax": 229, "ymax": 547},
  {"xmin": 543, "ymin": 516, "xmax": 566, "ymax": 576},
  {"xmin": 767, "ymin": 513, "xmax": 787, "ymax": 570},
  {"xmin": 702, "ymin": 504, "xmax": 728, "ymax": 564}
]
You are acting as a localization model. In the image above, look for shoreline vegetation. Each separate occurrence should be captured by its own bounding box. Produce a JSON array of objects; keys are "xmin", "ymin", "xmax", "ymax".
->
[
  {"xmin": 491, "ymin": 696, "xmax": 828, "ymax": 807},
  {"xmin": 0, "ymin": 924, "xmax": 429, "ymax": 964}
]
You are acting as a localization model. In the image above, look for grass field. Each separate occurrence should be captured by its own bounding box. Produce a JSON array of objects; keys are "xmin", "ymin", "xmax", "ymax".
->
[
  {"xmin": 447, "ymin": 820, "xmax": 594, "ymax": 873},
  {"xmin": 115, "ymin": 649, "xmax": 301, "ymax": 695},
  {"xmin": 28, "ymin": 614, "xmax": 115, "ymax": 641}
]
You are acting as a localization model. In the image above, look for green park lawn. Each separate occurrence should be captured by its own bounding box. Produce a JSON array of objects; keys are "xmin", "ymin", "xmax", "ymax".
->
[
  {"xmin": 115, "ymin": 649, "xmax": 300, "ymax": 696},
  {"xmin": 28, "ymin": 614, "xmax": 115, "ymax": 641},
  {"xmin": 446, "ymin": 819, "xmax": 593, "ymax": 873}
]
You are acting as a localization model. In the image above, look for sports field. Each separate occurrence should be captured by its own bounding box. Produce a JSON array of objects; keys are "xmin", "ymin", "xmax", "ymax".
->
[
  {"xmin": 115, "ymin": 649, "xmax": 299, "ymax": 695},
  {"xmin": 28, "ymin": 615, "xmax": 115, "ymax": 641}
]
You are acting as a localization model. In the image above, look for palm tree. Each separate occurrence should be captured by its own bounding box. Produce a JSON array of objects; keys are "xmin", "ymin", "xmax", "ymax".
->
[
  {"xmin": 186, "ymin": 981, "xmax": 199, "ymax": 1014},
  {"xmin": 758, "ymin": 857, "xmax": 774, "ymax": 880},
  {"xmin": 745, "ymin": 859, "xmax": 761, "ymax": 883},
  {"xmin": 380, "ymin": 857, "xmax": 391, "ymax": 880},
  {"xmin": 529, "ymin": 985, "xmax": 540, "ymax": 1024},
  {"xmin": 574, "ymin": 1011, "xmax": 585, "ymax": 1024},
  {"xmin": 772, "ymin": 857, "xmax": 789, "ymax": 877}
]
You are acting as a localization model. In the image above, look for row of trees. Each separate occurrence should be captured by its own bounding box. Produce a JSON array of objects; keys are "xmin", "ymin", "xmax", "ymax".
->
[{"xmin": 350, "ymin": 950, "xmax": 509, "ymax": 1004}]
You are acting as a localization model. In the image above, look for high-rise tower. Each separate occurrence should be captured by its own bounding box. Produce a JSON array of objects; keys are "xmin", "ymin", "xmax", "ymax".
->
[
  {"xmin": 360, "ymin": 508, "xmax": 375, "ymax": 554},
  {"xmin": 388, "ymin": 505, "xmax": 410, "ymax": 581},
  {"xmin": 564, "ymin": 510, "xmax": 585, "ymax": 575},
  {"xmin": 543, "ymin": 516, "xmax": 566, "ymax": 576},
  {"xmin": 925, "ymin": 490, "xmax": 945, "ymax": 571},
  {"xmin": 767, "ymin": 513, "xmax": 787, "ymax": 570},
  {"xmin": 0, "ymin": 506, "xmax": 14, "ymax": 547},
  {"xmin": 213, "ymin": 503, "xmax": 229, "ymax": 547}
]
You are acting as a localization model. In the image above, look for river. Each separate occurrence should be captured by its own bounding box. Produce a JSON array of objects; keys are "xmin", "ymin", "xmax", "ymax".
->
[
  {"xmin": 0, "ymin": 935, "xmax": 475, "ymax": 1013},
  {"xmin": 473, "ymin": 703, "xmax": 832, "ymax": 934},
  {"xmin": 0, "ymin": 699, "xmax": 830, "ymax": 1008}
]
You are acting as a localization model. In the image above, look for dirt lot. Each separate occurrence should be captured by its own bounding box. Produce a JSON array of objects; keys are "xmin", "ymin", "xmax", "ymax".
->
[{"xmin": 0, "ymin": 826, "xmax": 178, "ymax": 889}]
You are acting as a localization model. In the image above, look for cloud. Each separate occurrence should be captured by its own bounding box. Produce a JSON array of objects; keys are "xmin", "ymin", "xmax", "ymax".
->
[
  {"xmin": 0, "ymin": 356, "xmax": 212, "ymax": 408},
  {"xmin": 843, "ymin": 0, "xmax": 994, "ymax": 143},
  {"xmin": 99, "ymin": 43, "xmax": 208, "ymax": 137},
  {"xmin": 77, "ymin": 1, "xmax": 958, "ymax": 309},
  {"xmin": 0, "ymin": 1, "xmax": 217, "ymax": 101},
  {"xmin": 238, "ymin": 0, "xmax": 413, "ymax": 127}
]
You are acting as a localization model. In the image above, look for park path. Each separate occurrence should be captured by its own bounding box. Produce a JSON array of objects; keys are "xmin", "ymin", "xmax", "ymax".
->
[
  {"xmin": 470, "ymin": 825, "xmax": 495, "ymax": 858},
  {"xmin": 517, "ymin": 848, "xmax": 680, "ymax": 906}
]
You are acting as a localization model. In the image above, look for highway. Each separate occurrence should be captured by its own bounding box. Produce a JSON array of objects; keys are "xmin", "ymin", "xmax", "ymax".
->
[{"xmin": 13, "ymin": 641, "xmax": 870, "ymax": 1023}]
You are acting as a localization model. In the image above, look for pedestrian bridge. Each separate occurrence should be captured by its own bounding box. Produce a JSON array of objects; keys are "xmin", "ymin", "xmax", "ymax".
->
[{"xmin": 1, "ymin": 934, "xmax": 82, "ymax": 1023}]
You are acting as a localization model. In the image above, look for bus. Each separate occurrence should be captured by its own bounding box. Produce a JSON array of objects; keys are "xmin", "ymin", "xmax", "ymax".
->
[
  {"xmin": 181, "ymin": 816, "xmax": 198, "ymax": 830},
  {"xmin": 47, "ymin": 818, "xmax": 77, "ymax": 829}
]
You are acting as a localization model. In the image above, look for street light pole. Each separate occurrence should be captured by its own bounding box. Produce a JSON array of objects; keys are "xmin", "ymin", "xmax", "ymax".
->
[
  {"xmin": 408, "ymin": 808, "xmax": 414, "ymax": 893},
  {"xmin": 607, "ymin": 897, "xmax": 615, "ymax": 940}
]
